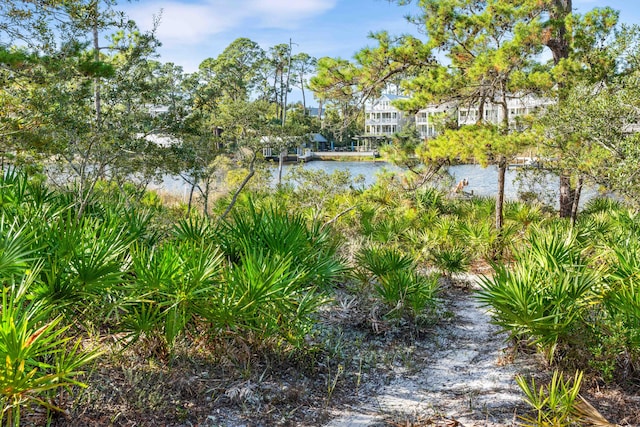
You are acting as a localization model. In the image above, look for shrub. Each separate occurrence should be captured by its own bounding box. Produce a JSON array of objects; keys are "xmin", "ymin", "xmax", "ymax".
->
[
  {"xmin": 127, "ymin": 240, "xmax": 224, "ymax": 348},
  {"xmin": 32, "ymin": 211, "xmax": 138, "ymax": 321},
  {"xmin": 213, "ymin": 244, "xmax": 326, "ymax": 347},
  {"xmin": 356, "ymin": 245, "xmax": 440, "ymax": 321},
  {"xmin": 1, "ymin": 277, "xmax": 100, "ymax": 426},
  {"xmin": 429, "ymin": 246, "xmax": 470, "ymax": 277},
  {"xmin": 0, "ymin": 217, "xmax": 99, "ymax": 425},
  {"xmin": 216, "ymin": 203, "xmax": 345, "ymax": 289},
  {"xmin": 516, "ymin": 371, "xmax": 583, "ymax": 427},
  {"xmin": 478, "ymin": 227, "xmax": 601, "ymax": 361}
]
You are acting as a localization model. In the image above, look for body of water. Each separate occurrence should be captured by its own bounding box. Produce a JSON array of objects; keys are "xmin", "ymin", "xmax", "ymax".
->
[
  {"xmin": 155, "ymin": 160, "xmax": 599, "ymax": 207},
  {"xmin": 283, "ymin": 161, "xmax": 598, "ymax": 206}
]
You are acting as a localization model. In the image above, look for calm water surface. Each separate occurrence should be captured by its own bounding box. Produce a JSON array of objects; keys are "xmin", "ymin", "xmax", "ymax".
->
[
  {"xmin": 285, "ymin": 161, "xmax": 599, "ymax": 206},
  {"xmin": 157, "ymin": 160, "xmax": 598, "ymax": 206},
  {"xmin": 282, "ymin": 161, "xmax": 570, "ymax": 201}
]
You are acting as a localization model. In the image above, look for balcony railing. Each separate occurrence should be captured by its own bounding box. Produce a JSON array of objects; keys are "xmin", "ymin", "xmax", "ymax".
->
[{"xmin": 366, "ymin": 118, "xmax": 399, "ymax": 124}]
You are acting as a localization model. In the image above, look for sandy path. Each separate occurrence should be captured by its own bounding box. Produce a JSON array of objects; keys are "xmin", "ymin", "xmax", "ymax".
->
[{"xmin": 325, "ymin": 283, "xmax": 534, "ymax": 426}]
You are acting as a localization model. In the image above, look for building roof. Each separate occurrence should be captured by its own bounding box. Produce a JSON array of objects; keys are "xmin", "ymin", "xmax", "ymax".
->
[{"xmin": 311, "ymin": 133, "xmax": 328, "ymax": 143}]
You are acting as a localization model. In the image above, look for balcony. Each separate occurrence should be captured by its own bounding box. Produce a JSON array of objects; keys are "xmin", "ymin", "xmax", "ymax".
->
[{"xmin": 366, "ymin": 118, "xmax": 399, "ymax": 125}]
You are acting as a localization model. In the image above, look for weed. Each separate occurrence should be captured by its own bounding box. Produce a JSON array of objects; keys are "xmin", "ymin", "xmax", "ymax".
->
[{"xmin": 516, "ymin": 370, "xmax": 583, "ymax": 426}]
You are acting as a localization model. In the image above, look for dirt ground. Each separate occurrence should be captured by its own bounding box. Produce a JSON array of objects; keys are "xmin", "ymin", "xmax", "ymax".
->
[
  {"xmin": 34, "ymin": 276, "xmax": 640, "ymax": 427},
  {"xmin": 325, "ymin": 282, "xmax": 533, "ymax": 427}
]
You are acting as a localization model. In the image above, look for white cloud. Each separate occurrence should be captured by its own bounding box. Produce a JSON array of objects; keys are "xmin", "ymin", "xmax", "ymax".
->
[
  {"xmin": 125, "ymin": 0, "xmax": 337, "ymax": 48},
  {"xmin": 248, "ymin": 0, "xmax": 338, "ymax": 27},
  {"xmin": 126, "ymin": 1, "xmax": 240, "ymax": 46}
]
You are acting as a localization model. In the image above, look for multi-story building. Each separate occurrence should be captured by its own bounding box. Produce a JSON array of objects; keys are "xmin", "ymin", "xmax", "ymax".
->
[
  {"xmin": 416, "ymin": 103, "xmax": 455, "ymax": 139},
  {"xmin": 364, "ymin": 94, "xmax": 411, "ymax": 137},
  {"xmin": 457, "ymin": 94, "xmax": 551, "ymax": 127},
  {"xmin": 363, "ymin": 93, "xmax": 552, "ymax": 140}
]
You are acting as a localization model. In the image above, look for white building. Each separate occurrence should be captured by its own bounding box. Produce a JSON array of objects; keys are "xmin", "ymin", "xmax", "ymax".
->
[
  {"xmin": 416, "ymin": 103, "xmax": 456, "ymax": 139},
  {"xmin": 364, "ymin": 93, "xmax": 552, "ymax": 140},
  {"xmin": 364, "ymin": 94, "xmax": 412, "ymax": 137},
  {"xmin": 457, "ymin": 94, "xmax": 552, "ymax": 127}
]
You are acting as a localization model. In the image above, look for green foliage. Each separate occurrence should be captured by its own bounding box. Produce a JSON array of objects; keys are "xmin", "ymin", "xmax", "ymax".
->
[
  {"xmin": 356, "ymin": 246, "xmax": 414, "ymax": 279},
  {"xmin": 0, "ymin": 184, "xmax": 100, "ymax": 424},
  {"xmin": 0, "ymin": 219, "xmax": 36, "ymax": 283},
  {"xmin": 429, "ymin": 246, "xmax": 470, "ymax": 277},
  {"xmin": 283, "ymin": 165, "xmax": 361, "ymax": 227},
  {"xmin": 214, "ymin": 245, "xmax": 325, "ymax": 347},
  {"xmin": 129, "ymin": 240, "xmax": 224, "ymax": 347},
  {"xmin": 0, "ymin": 170, "xmax": 150, "ymax": 326},
  {"xmin": 173, "ymin": 215, "xmax": 216, "ymax": 243},
  {"xmin": 516, "ymin": 371, "xmax": 584, "ymax": 427},
  {"xmin": 32, "ymin": 210, "xmax": 140, "ymax": 320},
  {"xmin": 607, "ymin": 246, "xmax": 640, "ymax": 344},
  {"xmin": 414, "ymin": 187, "xmax": 448, "ymax": 213},
  {"xmin": 382, "ymin": 125, "xmax": 424, "ymax": 171},
  {"xmin": 376, "ymin": 270, "xmax": 440, "ymax": 320},
  {"xmin": 599, "ymin": 240, "xmax": 640, "ymax": 373},
  {"xmin": 581, "ymin": 197, "xmax": 623, "ymax": 215},
  {"xmin": 478, "ymin": 227, "xmax": 601, "ymax": 361},
  {"xmin": 356, "ymin": 245, "xmax": 439, "ymax": 321},
  {"xmin": 1, "ymin": 277, "xmax": 100, "ymax": 426},
  {"xmin": 122, "ymin": 203, "xmax": 345, "ymax": 351},
  {"xmin": 217, "ymin": 203, "xmax": 344, "ymax": 290},
  {"xmin": 423, "ymin": 125, "xmax": 533, "ymax": 168},
  {"xmin": 476, "ymin": 200, "xmax": 640, "ymax": 379},
  {"xmin": 505, "ymin": 200, "xmax": 543, "ymax": 230},
  {"xmin": 456, "ymin": 219, "xmax": 496, "ymax": 261}
]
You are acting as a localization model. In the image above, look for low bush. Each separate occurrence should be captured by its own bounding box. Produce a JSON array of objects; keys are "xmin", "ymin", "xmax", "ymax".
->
[
  {"xmin": 356, "ymin": 245, "xmax": 440, "ymax": 321},
  {"xmin": 478, "ymin": 227, "xmax": 601, "ymax": 362}
]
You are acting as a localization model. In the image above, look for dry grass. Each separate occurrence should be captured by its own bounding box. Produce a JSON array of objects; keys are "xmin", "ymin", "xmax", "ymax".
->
[{"xmin": 17, "ymin": 283, "xmax": 640, "ymax": 427}]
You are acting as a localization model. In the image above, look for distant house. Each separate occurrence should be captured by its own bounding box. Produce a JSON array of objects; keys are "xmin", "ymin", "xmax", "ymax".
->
[
  {"xmin": 457, "ymin": 94, "xmax": 552, "ymax": 128},
  {"xmin": 147, "ymin": 105, "xmax": 170, "ymax": 117},
  {"xmin": 364, "ymin": 94, "xmax": 412, "ymax": 137},
  {"xmin": 363, "ymin": 93, "xmax": 553, "ymax": 140},
  {"xmin": 260, "ymin": 135, "xmax": 312, "ymax": 160},
  {"xmin": 416, "ymin": 103, "xmax": 456, "ymax": 139},
  {"xmin": 310, "ymin": 133, "xmax": 328, "ymax": 151}
]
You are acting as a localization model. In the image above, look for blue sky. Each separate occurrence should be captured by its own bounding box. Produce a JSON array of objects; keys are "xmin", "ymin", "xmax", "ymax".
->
[{"xmin": 123, "ymin": 0, "xmax": 640, "ymax": 104}]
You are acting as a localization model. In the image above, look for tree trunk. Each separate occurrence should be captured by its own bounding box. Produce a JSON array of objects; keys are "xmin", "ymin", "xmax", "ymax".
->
[
  {"xmin": 273, "ymin": 72, "xmax": 279, "ymax": 120},
  {"xmin": 277, "ymin": 150, "xmax": 284, "ymax": 186},
  {"xmin": 546, "ymin": 0, "xmax": 575, "ymax": 218},
  {"xmin": 547, "ymin": 0, "xmax": 572, "ymax": 65},
  {"xmin": 76, "ymin": 162, "xmax": 103, "ymax": 219},
  {"xmin": 477, "ymin": 95, "xmax": 486, "ymax": 125},
  {"xmin": 495, "ymin": 90, "xmax": 510, "ymax": 234},
  {"xmin": 570, "ymin": 176, "xmax": 583, "ymax": 227},
  {"xmin": 279, "ymin": 68, "xmax": 285, "ymax": 122},
  {"xmin": 283, "ymin": 39, "xmax": 292, "ymax": 125},
  {"xmin": 496, "ymin": 156, "xmax": 506, "ymax": 232},
  {"xmin": 221, "ymin": 152, "xmax": 257, "ymax": 220},
  {"xmin": 187, "ymin": 181, "xmax": 196, "ymax": 216},
  {"xmin": 301, "ymin": 74, "xmax": 307, "ymax": 114},
  {"xmin": 92, "ymin": 4, "xmax": 102, "ymax": 127},
  {"xmin": 559, "ymin": 173, "xmax": 574, "ymax": 218},
  {"xmin": 200, "ymin": 180, "xmax": 211, "ymax": 217}
]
